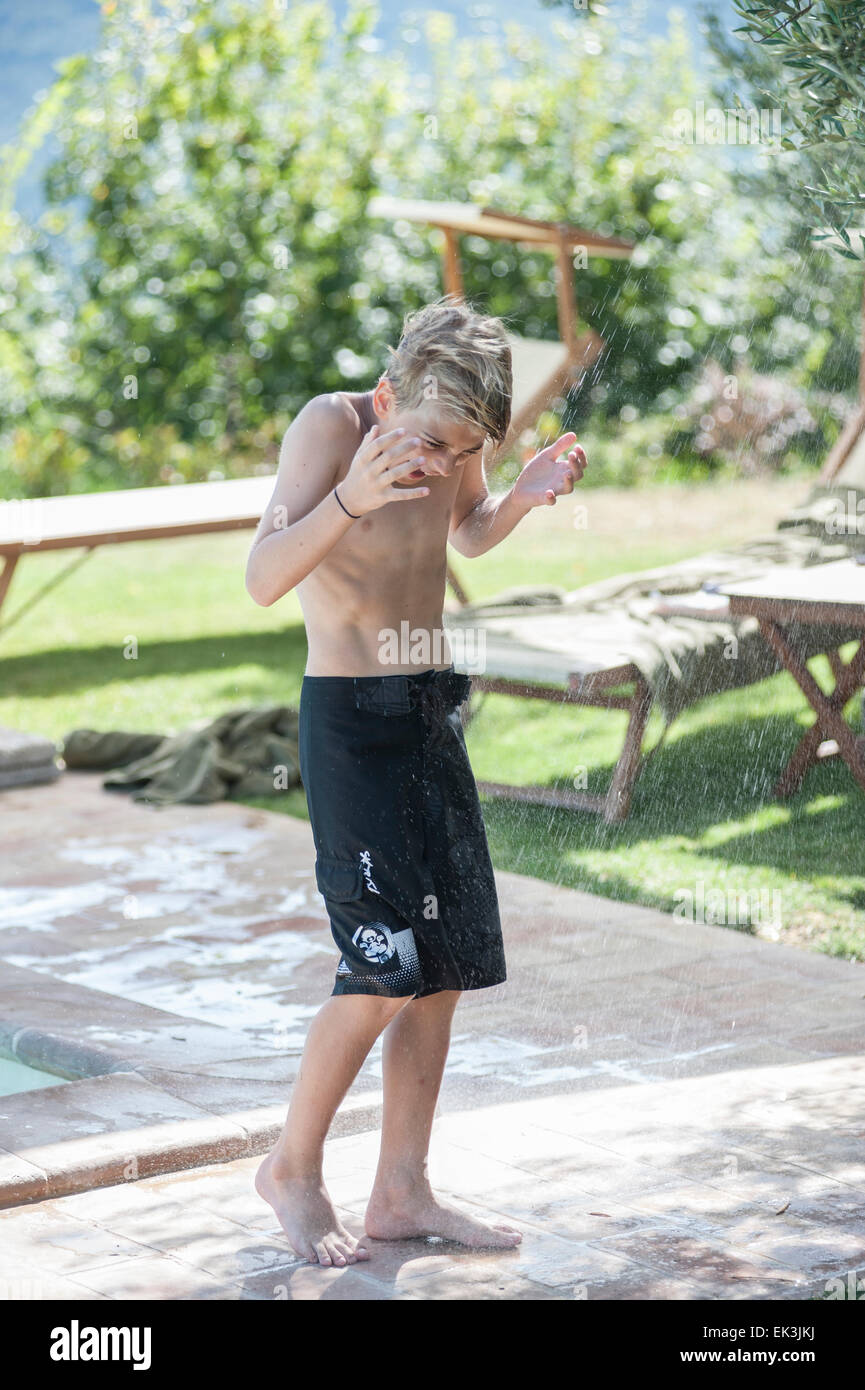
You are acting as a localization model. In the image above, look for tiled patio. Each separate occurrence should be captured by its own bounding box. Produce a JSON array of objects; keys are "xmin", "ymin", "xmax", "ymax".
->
[{"xmin": 1, "ymin": 771, "xmax": 864, "ymax": 1299}]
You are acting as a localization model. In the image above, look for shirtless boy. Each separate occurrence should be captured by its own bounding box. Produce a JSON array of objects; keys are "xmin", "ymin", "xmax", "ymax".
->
[{"xmin": 246, "ymin": 296, "xmax": 586, "ymax": 1268}]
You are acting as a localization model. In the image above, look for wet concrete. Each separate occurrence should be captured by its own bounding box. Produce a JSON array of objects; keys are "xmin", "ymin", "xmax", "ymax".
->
[{"xmin": 0, "ymin": 771, "xmax": 863, "ymax": 1299}]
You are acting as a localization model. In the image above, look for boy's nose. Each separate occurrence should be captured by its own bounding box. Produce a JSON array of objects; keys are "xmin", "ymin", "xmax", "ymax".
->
[{"xmin": 430, "ymin": 455, "xmax": 457, "ymax": 476}]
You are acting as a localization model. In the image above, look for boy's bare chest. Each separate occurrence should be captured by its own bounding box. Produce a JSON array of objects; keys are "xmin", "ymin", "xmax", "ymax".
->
[{"xmin": 343, "ymin": 492, "xmax": 454, "ymax": 561}]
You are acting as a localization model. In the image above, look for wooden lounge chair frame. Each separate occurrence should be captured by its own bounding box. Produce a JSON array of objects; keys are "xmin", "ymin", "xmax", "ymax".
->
[{"xmin": 465, "ymin": 665, "xmax": 654, "ymax": 823}]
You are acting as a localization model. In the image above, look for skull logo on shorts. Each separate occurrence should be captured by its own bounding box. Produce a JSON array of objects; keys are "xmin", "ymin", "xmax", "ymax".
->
[{"xmin": 352, "ymin": 922, "xmax": 397, "ymax": 965}]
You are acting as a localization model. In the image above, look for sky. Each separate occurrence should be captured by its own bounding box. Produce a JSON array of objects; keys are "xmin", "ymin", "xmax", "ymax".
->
[{"xmin": 0, "ymin": 0, "xmax": 740, "ymax": 219}]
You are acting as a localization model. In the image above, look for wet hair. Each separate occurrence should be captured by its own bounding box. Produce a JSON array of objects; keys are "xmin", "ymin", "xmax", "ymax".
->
[{"xmin": 382, "ymin": 295, "xmax": 512, "ymax": 446}]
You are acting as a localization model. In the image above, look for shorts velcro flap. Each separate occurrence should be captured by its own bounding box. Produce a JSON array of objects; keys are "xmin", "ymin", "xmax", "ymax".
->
[{"xmin": 315, "ymin": 856, "xmax": 364, "ymax": 902}]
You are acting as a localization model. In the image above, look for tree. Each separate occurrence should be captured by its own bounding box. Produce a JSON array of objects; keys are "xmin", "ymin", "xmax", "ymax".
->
[{"xmin": 718, "ymin": 0, "xmax": 865, "ymax": 259}]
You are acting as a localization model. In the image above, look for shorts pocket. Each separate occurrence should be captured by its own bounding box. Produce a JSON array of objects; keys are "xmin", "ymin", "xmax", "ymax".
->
[{"xmin": 314, "ymin": 856, "xmax": 364, "ymax": 903}]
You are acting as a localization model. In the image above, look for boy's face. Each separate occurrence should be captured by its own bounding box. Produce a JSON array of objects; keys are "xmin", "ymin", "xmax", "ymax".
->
[{"xmin": 371, "ymin": 379, "xmax": 486, "ymax": 487}]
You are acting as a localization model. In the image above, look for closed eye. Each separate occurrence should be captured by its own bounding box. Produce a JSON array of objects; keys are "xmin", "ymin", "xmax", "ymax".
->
[{"xmin": 422, "ymin": 439, "xmax": 480, "ymax": 460}]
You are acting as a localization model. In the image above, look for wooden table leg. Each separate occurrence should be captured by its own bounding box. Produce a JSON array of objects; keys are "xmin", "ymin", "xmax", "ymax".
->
[
  {"xmin": 0, "ymin": 553, "xmax": 19, "ymax": 623},
  {"xmin": 773, "ymin": 641, "xmax": 865, "ymax": 796},
  {"xmin": 758, "ymin": 621, "xmax": 865, "ymax": 797}
]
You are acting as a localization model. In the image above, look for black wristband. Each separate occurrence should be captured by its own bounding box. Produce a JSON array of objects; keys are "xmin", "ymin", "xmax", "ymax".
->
[{"xmin": 333, "ymin": 486, "xmax": 360, "ymax": 520}]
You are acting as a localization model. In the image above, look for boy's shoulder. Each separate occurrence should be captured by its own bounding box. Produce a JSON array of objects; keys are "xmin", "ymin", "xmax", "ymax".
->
[
  {"xmin": 275, "ymin": 392, "xmax": 365, "ymax": 489},
  {"xmin": 289, "ymin": 391, "xmax": 364, "ymax": 444}
]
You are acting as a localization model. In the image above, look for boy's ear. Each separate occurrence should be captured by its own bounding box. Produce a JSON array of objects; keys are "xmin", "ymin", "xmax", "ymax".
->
[{"xmin": 372, "ymin": 375, "xmax": 396, "ymax": 417}]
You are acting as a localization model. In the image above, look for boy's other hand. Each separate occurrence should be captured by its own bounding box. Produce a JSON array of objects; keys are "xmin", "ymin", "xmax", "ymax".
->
[
  {"xmin": 513, "ymin": 432, "xmax": 586, "ymax": 508},
  {"xmin": 338, "ymin": 424, "xmax": 431, "ymax": 517}
]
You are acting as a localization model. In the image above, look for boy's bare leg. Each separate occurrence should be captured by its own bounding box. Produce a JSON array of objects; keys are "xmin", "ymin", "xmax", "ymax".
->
[
  {"xmin": 364, "ymin": 990, "xmax": 522, "ymax": 1249},
  {"xmin": 256, "ymin": 992, "xmax": 410, "ymax": 1266}
]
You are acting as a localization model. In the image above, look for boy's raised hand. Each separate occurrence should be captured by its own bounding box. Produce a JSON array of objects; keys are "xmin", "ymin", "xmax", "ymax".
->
[
  {"xmin": 513, "ymin": 431, "xmax": 586, "ymax": 508},
  {"xmin": 337, "ymin": 424, "xmax": 430, "ymax": 517}
]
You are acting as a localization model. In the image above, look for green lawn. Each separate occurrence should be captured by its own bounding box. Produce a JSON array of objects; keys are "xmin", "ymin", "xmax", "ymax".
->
[{"xmin": 2, "ymin": 475, "xmax": 863, "ymax": 961}]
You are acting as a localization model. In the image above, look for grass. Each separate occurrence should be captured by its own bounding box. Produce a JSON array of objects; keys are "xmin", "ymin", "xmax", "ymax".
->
[{"xmin": 2, "ymin": 474, "xmax": 864, "ymax": 960}]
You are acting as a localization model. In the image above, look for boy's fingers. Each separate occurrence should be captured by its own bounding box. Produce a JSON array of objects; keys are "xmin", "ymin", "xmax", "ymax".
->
[
  {"xmin": 377, "ymin": 433, "xmax": 420, "ymax": 465},
  {"xmin": 385, "ymin": 438, "xmax": 423, "ymax": 464},
  {"xmin": 388, "ymin": 483, "xmax": 430, "ymax": 501},
  {"xmin": 366, "ymin": 426, "xmax": 405, "ymax": 456},
  {"xmin": 390, "ymin": 456, "xmax": 427, "ymax": 477},
  {"xmin": 544, "ymin": 431, "xmax": 578, "ymax": 459}
]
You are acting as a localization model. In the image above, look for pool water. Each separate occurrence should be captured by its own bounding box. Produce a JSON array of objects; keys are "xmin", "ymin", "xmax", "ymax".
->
[{"xmin": 0, "ymin": 1056, "xmax": 69, "ymax": 1097}]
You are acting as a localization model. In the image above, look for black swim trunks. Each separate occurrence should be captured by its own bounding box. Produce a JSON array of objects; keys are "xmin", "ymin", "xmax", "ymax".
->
[{"xmin": 298, "ymin": 665, "xmax": 506, "ymax": 999}]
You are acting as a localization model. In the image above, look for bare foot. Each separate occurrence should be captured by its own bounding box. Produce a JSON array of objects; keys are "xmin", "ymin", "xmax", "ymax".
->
[
  {"xmin": 255, "ymin": 1152, "xmax": 370, "ymax": 1267},
  {"xmin": 364, "ymin": 1184, "xmax": 522, "ymax": 1250}
]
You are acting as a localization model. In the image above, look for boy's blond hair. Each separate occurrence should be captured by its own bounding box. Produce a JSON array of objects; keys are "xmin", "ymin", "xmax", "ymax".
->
[{"xmin": 382, "ymin": 295, "xmax": 512, "ymax": 446}]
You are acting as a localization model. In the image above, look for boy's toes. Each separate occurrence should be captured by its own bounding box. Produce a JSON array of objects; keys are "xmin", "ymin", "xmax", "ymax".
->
[
  {"xmin": 335, "ymin": 1225, "xmax": 368, "ymax": 1263},
  {"xmin": 313, "ymin": 1241, "xmax": 332, "ymax": 1265},
  {"xmin": 492, "ymin": 1222, "xmax": 522, "ymax": 1241},
  {"xmin": 325, "ymin": 1239, "xmax": 347, "ymax": 1267}
]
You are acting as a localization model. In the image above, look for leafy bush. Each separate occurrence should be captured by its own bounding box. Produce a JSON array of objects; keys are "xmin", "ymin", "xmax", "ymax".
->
[{"xmin": 668, "ymin": 359, "xmax": 821, "ymax": 475}]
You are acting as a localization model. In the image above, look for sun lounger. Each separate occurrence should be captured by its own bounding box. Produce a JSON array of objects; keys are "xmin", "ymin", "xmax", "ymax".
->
[
  {"xmin": 0, "ymin": 475, "xmax": 275, "ymax": 635},
  {"xmin": 447, "ymin": 417, "xmax": 865, "ymax": 822}
]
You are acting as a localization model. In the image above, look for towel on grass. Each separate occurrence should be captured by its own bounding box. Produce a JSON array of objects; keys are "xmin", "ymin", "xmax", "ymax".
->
[{"xmin": 61, "ymin": 706, "xmax": 301, "ymax": 805}]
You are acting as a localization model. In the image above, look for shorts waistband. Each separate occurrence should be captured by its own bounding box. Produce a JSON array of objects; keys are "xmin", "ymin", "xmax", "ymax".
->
[
  {"xmin": 302, "ymin": 666, "xmax": 454, "ymax": 687},
  {"xmin": 302, "ymin": 666, "xmax": 471, "ymax": 716}
]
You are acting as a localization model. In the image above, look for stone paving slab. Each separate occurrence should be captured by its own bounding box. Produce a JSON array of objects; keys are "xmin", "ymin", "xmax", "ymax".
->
[
  {"xmin": 0, "ymin": 771, "xmax": 863, "ymax": 1297},
  {"xmin": 0, "ymin": 1084, "xmax": 849, "ymax": 1301}
]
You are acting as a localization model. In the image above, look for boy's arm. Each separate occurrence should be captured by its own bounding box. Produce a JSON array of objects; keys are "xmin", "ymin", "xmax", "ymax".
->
[
  {"xmin": 448, "ymin": 432, "xmax": 585, "ymax": 559},
  {"xmin": 246, "ymin": 399, "xmax": 427, "ymax": 606},
  {"xmin": 447, "ymin": 447, "xmax": 531, "ymax": 559},
  {"xmin": 245, "ymin": 398, "xmax": 354, "ymax": 606}
]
